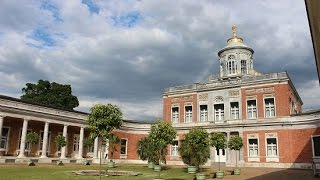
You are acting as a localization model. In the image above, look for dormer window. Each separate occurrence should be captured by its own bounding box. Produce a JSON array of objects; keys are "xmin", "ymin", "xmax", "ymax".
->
[{"xmin": 227, "ymin": 55, "xmax": 236, "ymax": 75}]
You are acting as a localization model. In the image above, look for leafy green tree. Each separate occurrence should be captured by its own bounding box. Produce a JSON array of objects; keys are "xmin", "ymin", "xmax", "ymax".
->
[
  {"xmin": 55, "ymin": 135, "xmax": 67, "ymax": 150},
  {"xmin": 107, "ymin": 133, "xmax": 120, "ymax": 161},
  {"xmin": 26, "ymin": 132, "xmax": 39, "ymax": 156},
  {"xmin": 21, "ymin": 79, "xmax": 79, "ymax": 110},
  {"xmin": 228, "ymin": 135, "xmax": 243, "ymax": 168},
  {"xmin": 210, "ymin": 132, "xmax": 227, "ymax": 171},
  {"xmin": 137, "ymin": 137, "xmax": 153, "ymax": 162},
  {"xmin": 179, "ymin": 127, "xmax": 210, "ymax": 170},
  {"xmin": 149, "ymin": 120, "xmax": 176, "ymax": 178},
  {"xmin": 149, "ymin": 121, "xmax": 176, "ymax": 165},
  {"xmin": 87, "ymin": 104, "xmax": 123, "ymax": 177}
]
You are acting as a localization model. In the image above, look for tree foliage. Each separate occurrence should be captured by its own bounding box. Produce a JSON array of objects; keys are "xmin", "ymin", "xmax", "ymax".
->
[
  {"xmin": 228, "ymin": 135, "xmax": 243, "ymax": 151},
  {"xmin": 137, "ymin": 136, "xmax": 157, "ymax": 162},
  {"xmin": 21, "ymin": 80, "xmax": 79, "ymax": 110},
  {"xmin": 55, "ymin": 135, "xmax": 67, "ymax": 149},
  {"xmin": 149, "ymin": 121, "xmax": 176, "ymax": 165},
  {"xmin": 83, "ymin": 137, "xmax": 93, "ymax": 149},
  {"xmin": 88, "ymin": 104, "xmax": 123, "ymax": 140},
  {"xmin": 107, "ymin": 133, "xmax": 120, "ymax": 161},
  {"xmin": 26, "ymin": 132, "xmax": 39, "ymax": 145},
  {"xmin": 210, "ymin": 132, "xmax": 227, "ymax": 150},
  {"xmin": 179, "ymin": 127, "xmax": 210, "ymax": 168}
]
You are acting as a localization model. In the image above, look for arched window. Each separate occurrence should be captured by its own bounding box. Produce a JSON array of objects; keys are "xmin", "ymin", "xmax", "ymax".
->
[
  {"xmin": 241, "ymin": 60, "xmax": 247, "ymax": 74},
  {"xmin": 227, "ymin": 55, "xmax": 236, "ymax": 74}
]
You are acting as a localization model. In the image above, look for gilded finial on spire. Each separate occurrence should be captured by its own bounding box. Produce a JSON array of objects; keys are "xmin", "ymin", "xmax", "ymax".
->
[
  {"xmin": 232, "ymin": 25, "xmax": 237, "ymax": 37},
  {"xmin": 227, "ymin": 25, "xmax": 243, "ymax": 44}
]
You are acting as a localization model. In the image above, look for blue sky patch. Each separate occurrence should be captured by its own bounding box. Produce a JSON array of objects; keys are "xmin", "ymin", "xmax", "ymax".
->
[
  {"xmin": 30, "ymin": 27, "xmax": 55, "ymax": 47},
  {"xmin": 82, "ymin": 0, "xmax": 100, "ymax": 14},
  {"xmin": 41, "ymin": 0, "xmax": 62, "ymax": 22},
  {"xmin": 111, "ymin": 11, "xmax": 143, "ymax": 28}
]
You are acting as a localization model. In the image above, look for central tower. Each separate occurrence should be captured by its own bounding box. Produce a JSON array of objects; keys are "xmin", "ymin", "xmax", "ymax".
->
[{"xmin": 218, "ymin": 25, "xmax": 254, "ymax": 78}]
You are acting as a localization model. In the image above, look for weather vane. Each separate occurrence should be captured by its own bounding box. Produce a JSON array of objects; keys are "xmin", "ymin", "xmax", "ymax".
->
[{"xmin": 232, "ymin": 25, "xmax": 237, "ymax": 37}]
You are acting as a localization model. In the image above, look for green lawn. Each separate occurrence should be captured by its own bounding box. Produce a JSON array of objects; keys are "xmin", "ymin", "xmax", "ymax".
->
[{"xmin": 0, "ymin": 164, "xmax": 209, "ymax": 180}]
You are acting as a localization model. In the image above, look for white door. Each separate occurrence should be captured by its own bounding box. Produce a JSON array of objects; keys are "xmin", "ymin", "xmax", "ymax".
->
[
  {"xmin": 214, "ymin": 148, "xmax": 226, "ymax": 163},
  {"xmin": 73, "ymin": 134, "xmax": 80, "ymax": 157}
]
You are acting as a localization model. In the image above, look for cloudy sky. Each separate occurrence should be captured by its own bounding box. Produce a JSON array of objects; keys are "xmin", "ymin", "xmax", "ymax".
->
[{"xmin": 0, "ymin": 0, "xmax": 319, "ymax": 120}]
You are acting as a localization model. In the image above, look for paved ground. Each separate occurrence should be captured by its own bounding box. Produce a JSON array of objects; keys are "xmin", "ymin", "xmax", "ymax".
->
[{"xmin": 205, "ymin": 167, "xmax": 317, "ymax": 180}]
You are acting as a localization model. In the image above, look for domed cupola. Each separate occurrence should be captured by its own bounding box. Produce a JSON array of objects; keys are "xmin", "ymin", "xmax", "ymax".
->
[{"xmin": 218, "ymin": 25, "xmax": 255, "ymax": 78}]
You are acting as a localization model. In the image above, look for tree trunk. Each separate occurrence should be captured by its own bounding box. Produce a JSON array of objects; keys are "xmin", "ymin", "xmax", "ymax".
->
[{"xmin": 236, "ymin": 150, "xmax": 238, "ymax": 168}]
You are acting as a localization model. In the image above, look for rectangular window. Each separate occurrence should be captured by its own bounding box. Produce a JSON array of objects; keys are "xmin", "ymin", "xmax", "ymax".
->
[
  {"xmin": 266, "ymin": 138, "xmax": 277, "ymax": 157},
  {"xmin": 0, "ymin": 127, "xmax": 9, "ymax": 149},
  {"xmin": 248, "ymin": 139, "xmax": 259, "ymax": 157},
  {"xmin": 120, "ymin": 139, "xmax": 127, "ymax": 155},
  {"xmin": 171, "ymin": 107, "xmax": 179, "ymax": 123},
  {"xmin": 265, "ymin": 98, "xmax": 275, "ymax": 117},
  {"xmin": 185, "ymin": 106, "xmax": 193, "ymax": 123},
  {"xmin": 230, "ymin": 102, "xmax": 239, "ymax": 119},
  {"xmin": 171, "ymin": 141, "xmax": 179, "ymax": 156},
  {"xmin": 214, "ymin": 104, "xmax": 224, "ymax": 121},
  {"xmin": 200, "ymin": 105, "xmax": 208, "ymax": 122},
  {"xmin": 247, "ymin": 100, "xmax": 257, "ymax": 119},
  {"xmin": 312, "ymin": 136, "xmax": 320, "ymax": 157},
  {"xmin": 241, "ymin": 60, "xmax": 247, "ymax": 74}
]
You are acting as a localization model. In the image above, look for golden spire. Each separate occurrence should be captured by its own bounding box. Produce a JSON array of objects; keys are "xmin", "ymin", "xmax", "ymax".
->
[
  {"xmin": 232, "ymin": 25, "xmax": 237, "ymax": 37},
  {"xmin": 227, "ymin": 25, "xmax": 243, "ymax": 44}
]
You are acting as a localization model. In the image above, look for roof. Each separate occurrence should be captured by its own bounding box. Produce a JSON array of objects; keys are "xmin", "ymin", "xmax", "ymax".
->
[
  {"xmin": 305, "ymin": 0, "xmax": 320, "ymax": 82},
  {"xmin": 0, "ymin": 94, "xmax": 89, "ymax": 115}
]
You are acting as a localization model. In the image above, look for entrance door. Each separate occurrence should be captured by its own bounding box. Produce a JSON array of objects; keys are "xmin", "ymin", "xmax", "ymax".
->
[
  {"xmin": 214, "ymin": 148, "xmax": 226, "ymax": 163},
  {"xmin": 73, "ymin": 134, "xmax": 80, "ymax": 157}
]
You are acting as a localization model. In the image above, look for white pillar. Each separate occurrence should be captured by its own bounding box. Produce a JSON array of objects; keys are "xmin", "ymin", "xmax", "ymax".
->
[
  {"xmin": 40, "ymin": 122, "xmax": 49, "ymax": 158},
  {"xmin": 17, "ymin": 119, "xmax": 28, "ymax": 158},
  {"xmin": 93, "ymin": 137, "xmax": 99, "ymax": 159},
  {"xmin": 227, "ymin": 132, "xmax": 230, "ymax": 162},
  {"xmin": 0, "ymin": 116, "xmax": 4, "ymax": 143},
  {"xmin": 60, "ymin": 125, "xmax": 68, "ymax": 159},
  {"xmin": 77, "ymin": 127, "xmax": 84, "ymax": 159}
]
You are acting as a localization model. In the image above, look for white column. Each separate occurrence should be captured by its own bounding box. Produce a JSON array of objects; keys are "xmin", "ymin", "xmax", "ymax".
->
[
  {"xmin": 93, "ymin": 137, "xmax": 99, "ymax": 159},
  {"xmin": 0, "ymin": 116, "xmax": 4, "ymax": 143},
  {"xmin": 226, "ymin": 132, "xmax": 231, "ymax": 162},
  {"xmin": 60, "ymin": 125, "xmax": 68, "ymax": 159},
  {"xmin": 40, "ymin": 122, "xmax": 49, "ymax": 158},
  {"xmin": 17, "ymin": 119, "xmax": 28, "ymax": 158},
  {"xmin": 77, "ymin": 127, "xmax": 84, "ymax": 159}
]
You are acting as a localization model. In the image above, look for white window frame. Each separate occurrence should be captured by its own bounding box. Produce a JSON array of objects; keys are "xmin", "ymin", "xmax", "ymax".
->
[
  {"xmin": 264, "ymin": 97, "xmax": 275, "ymax": 118},
  {"xmin": 171, "ymin": 140, "xmax": 179, "ymax": 156},
  {"xmin": 214, "ymin": 104, "xmax": 224, "ymax": 122},
  {"xmin": 171, "ymin": 106, "xmax": 179, "ymax": 124},
  {"xmin": 248, "ymin": 135, "xmax": 259, "ymax": 162},
  {"xmin": 265, "ymin": 133, "xmax": 279, "ymax": 162},
  {"xmin": 199, "ymin": 105, "xmax": 208, "ymax": 122},
  {"xmin": 227, "ymin": 55, "xmax": 237, "ymax": 75},
  {"xmin": 120, "ymin": 138, "xmax": 128, "ymax": 157},
  {"xmin": 184, "ymin": 105, "xmax": 193, "ymax": 123},
  {"xmin": 247, "ymin": 99, "xmax": 257, "ymax": 119},
  {"xmin": 0, "ymin": 126, "xmax": 10, "ymax": 153},
  {"xmin": 230, "ymin": 102, "xmax": 240, "ymax": 120},
  {"xmin": 241, "ymin": 60, "xmax": 247, "ymax": 74}
]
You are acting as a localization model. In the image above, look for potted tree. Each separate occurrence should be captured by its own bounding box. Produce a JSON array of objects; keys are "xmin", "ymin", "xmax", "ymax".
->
[
  {"xmin": 107, "ymin": 133, "xmax": 120, "ymax": 168},
  {"xmin": 88, "ymin": 103, "xmax": 123, "ymax": 178},
  {"xmin": 137, "ymin": 137, "xmax": 155, "ymax": 169},
  {"xmin": 25, "ymin": 132, "xmax": 39, "ymax": 166},
  {"xmin": 228, "ymin": 135, "xmax": 243, "ymax": 175},
  {"xmin": 55, "ymin": 134, "xmax": 67, "ymax": 166},
  {"xmin": 149, "ymin": 121, "xmax": 176, "ymax": 180},
  {"xmin": 210, "ymin": 132, "xmax": 227, "ymax": 179},
  {"xmin": 179, "ymin": 127, "xmax": 210, "ymax": 180},
  {"xmin": 83, "ymin": 137, "xmax": 93, "ymax": 165}
]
